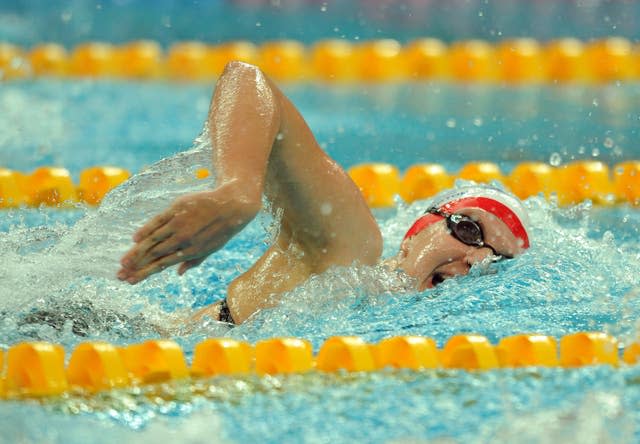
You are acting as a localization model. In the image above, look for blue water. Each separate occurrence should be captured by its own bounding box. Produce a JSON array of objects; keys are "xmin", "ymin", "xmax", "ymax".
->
[
  {"xmin": 2, "ymin": 0, "xmax": 640, "ymax": 47},
  {"xmin": 1, "ymin": 79, "xmax": 640, "ymax": 443},
  {"xmin": 2, "ymin": 81, "xmax": 639, "ymax": 175}
]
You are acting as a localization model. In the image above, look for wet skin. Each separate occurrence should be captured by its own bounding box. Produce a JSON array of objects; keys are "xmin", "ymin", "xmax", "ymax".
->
[
  {"xmin": 118, "ymin": 61, "xmax": 524, "ymax": 324},
  {"xmin": 392, "ymin": 207, "xmax": 525, "ymax": 291}
]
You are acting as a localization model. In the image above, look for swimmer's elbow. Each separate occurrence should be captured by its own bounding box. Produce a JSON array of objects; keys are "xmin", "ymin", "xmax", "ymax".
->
[
  {"xmin": 222, "ymin": 60, "xmax": 265, "ymax": 80},
  {"xmin": 220, "ymin": 60, "xmax": 280, "ymax": 114}
]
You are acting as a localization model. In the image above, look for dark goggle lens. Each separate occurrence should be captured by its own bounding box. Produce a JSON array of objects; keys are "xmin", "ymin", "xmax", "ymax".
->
[{"xmin": 447, "ymin": 215, "xmax": 484, "ymax": 247}]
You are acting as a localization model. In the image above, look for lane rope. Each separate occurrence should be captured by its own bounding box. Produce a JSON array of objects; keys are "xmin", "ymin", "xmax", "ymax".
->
[
  {"xmin": 3, "ymin": 161, "xmax": 639, "ymax": 208},
  {"xmin": 1, "ymin": 37, "xmax": 638, "ymax": 83},
  {"xmin": 0, "ymin": 332, "xmax": 635, "ymax": 399}
]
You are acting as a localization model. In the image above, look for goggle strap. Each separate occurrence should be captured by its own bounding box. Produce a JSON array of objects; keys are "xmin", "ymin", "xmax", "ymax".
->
[{"xmin": 402, "ymin": 212, "xmax": 444, "ymax": 240}]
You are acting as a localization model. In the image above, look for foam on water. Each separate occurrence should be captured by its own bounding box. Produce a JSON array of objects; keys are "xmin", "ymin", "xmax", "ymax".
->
[
  {"xmin": 0, "ymin": 126, "xmax": 223, "ymax": 346},
  {"xmin": 0, "ymin": 401, "xmax": 229, "ymax": 444},
  {"xmin": 1, "ymin": 124, "xmax": 639, "ymax": 351},
  {"xmin": 4, "ymin": 366, "xmax": 638, "ymax": 444},
  {"xmin": 229, "ymin": 191, "xmax": 640, "ymax": 349},
  {"xmin": 0, "ymin": 125, "xmax": 639, "ymax": 443}
]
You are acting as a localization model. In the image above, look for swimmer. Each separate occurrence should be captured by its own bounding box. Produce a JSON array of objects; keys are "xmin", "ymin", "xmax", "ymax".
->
[{"xmin": 117, "ymin": 61, "xmax": 529, "ymax": 325}]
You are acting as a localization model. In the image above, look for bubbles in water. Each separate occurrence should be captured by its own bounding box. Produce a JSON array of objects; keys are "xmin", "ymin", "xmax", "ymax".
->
[
  {"xmin": 2, "ymin": 123, "xmax": 640, "ymax": 363},
  {"xmin": 549, "ymin": 152, "xmax": 562, "ymax": 166},
  {"xmin": 603, "ymin": 137, "xmax": 614, "ymax": 149},
  {"xmin": 490, "ymin": 392, "xmax": 633, "ymax": 444},
  {"xmin": 0, "ymin": 124, "xmax": 216, "ymax": 344}
]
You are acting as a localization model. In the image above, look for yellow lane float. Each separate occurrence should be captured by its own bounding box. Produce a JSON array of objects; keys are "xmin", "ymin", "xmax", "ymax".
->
[
  {"xmin": 1, "ymin": 332, "xmax": 636, "ymax": 399},
  {"xmin": 1, "ymin": 160, "xmax": 639, "ymax": 209},
  {"xmin": 2, "ymin": 38, "xmax": 639, "ymax": 83}
]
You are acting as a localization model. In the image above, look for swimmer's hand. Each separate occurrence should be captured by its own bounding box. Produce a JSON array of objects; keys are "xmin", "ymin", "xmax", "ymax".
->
[{"xmin": 117, "ymin": 183, "xmax": 261, "ymax": 284}]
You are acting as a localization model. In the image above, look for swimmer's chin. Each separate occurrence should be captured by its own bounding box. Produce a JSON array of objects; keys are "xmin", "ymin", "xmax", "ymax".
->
[
  {"xmin": 419, "ymin": 275, "xmax": 434, "ymax": 291},
  {"xmin": 419, "ymin": 272, "xmax": 448, "ymax": 291}
]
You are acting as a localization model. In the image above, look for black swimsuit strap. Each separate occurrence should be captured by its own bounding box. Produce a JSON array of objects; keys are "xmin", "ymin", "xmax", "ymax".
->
[{"xmin": 218, "ymin": 298, "xmax": 235, "ymax": 324}]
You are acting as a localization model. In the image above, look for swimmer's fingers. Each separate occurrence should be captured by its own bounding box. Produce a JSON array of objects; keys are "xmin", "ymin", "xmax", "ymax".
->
[
  {"xmin": 137, "ymin": 216, "xmax": 239, "ymax": 270},
  {"xmin": 120, "ymin": 238, "xmax": 166, "ymax": 270},
  {"xmin": 133, "ymin": 211, "xmax": 174, "ymax": 242},
  {"xmin": 125, "ymin": 226, "xmax": 179, "ymax": 268},
  {"xmin": 123, "ymin": 251, "xmax": 207, "ymax": 284},
  {"xmin": 120, "ymin": 258, "xmax": 174, "ymax": 284},
  {"xmin": 178, "ymin": 257, "xmax": 206, "ymax": 275}
]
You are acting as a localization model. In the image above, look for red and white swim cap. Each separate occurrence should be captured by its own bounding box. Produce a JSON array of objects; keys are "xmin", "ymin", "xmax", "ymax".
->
[{"xmin": 403, "ymin": 185, "xmax": 530, "ymax": 249}]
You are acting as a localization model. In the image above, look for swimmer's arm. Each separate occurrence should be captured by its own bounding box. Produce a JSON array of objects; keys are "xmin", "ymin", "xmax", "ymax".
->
[
  {"xmin": 118, "ymin": 61, "xmax": 281, "ymax": 283},
  {"xmin": 222, "ymin": 68, "xmax": 383, "ymax": 323},
  {"xmin": 121, "ymin": 61, "xmax": 381, "ymax": 326}
]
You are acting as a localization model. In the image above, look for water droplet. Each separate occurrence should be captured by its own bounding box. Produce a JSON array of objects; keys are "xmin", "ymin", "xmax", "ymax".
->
[
  {"xmin": 592, "ymin": 148, "xmax": 600, "ymax": 157},
  {"xmin": 276, "ymin": 133, "xmax": 284, "ymax": 141},
  {"xmin": 473, "ymin": 117, "xmax": 483, "ymax": 127},
  {"xmin": 603, "ymin": 193, "xmax": 616, "ymax": 205},
  {"xmin": 320, "ymin": 203, "xmax": 333, "ymax": 216},
  {"xmin": 603, "ymin": 137, "xmax": 614, "ymax": 149},
  {"xmin": 446, "ymin": 118, "xmax": 456, "ymax": 128},
  {"xmin": 549, "ymin": 152, "xmax": 562, "ymax": 166}
]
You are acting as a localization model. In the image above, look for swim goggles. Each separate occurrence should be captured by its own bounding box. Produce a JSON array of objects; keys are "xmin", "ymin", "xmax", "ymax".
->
[
  {"xmin": 402, "ymin": 196, "xmax": 530, "ymax": 253},
  {"xmin": 426, "ymin": 207, "xmax": 499, "ymax": 256}
]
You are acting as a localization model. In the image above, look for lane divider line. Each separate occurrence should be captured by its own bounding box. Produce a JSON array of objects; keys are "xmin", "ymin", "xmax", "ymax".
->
[
  {"xmin": 2, "ymin": 161, "xmax": 639, "ymax": 209},
  {"xmin": 1, "ymin": 38, "xmax": 639, "ymax": 83},
  {"xmin": 0, "ymin": 332, "xmax": 635, "ymax": 399}
]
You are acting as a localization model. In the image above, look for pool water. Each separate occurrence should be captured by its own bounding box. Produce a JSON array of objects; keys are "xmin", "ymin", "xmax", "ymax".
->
[
  {"xmin": 4, "ymin": 1, "xmax": 640, "ymax": 47},
  {"xmin": 1, "ymin": 80, "xmax": 640, "ymax": 443},
  {"xmin": 2, "ymin": 80, "xmax": 638, "ymax": 174}
]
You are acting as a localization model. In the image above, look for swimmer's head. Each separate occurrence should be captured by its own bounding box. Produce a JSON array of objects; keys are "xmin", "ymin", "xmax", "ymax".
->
[{"xmin": 396, "ymin": 185, "xmax": 530, "ymax": 291}]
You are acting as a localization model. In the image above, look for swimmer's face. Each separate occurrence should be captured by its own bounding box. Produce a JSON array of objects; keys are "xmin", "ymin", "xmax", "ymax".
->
[{"xmin": 397, "ymin": 208, "xmax": 525, "ymax": 291}]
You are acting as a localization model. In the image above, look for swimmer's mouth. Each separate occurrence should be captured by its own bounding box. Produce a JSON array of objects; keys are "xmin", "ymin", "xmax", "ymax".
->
[
  {"xmin": 423, "ymin": 272, "xmax": 447, "ymax": 289},
  {"xmin": 432, "ymin": 273, "xmax": 446, "ymax": 286}
]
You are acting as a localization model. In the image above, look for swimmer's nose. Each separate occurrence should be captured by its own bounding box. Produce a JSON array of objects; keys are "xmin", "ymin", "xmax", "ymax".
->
[
  {"xmin": 436, "ymin": 260, "xmax": 471, "ymax": 277},
  {"xmin": 465, "ymin": 247, "xmax": 494, "ymax": 265}
]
